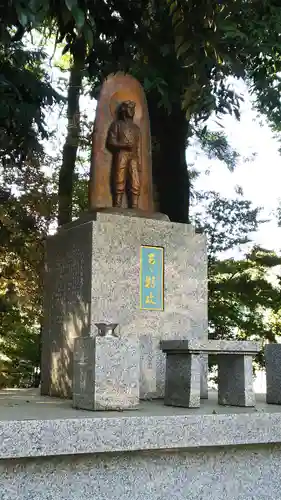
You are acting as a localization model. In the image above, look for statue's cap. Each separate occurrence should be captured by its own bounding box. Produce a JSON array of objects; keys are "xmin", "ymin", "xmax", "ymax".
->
[{"xmin": 123, "ymin": 100, "xmax": 136, "ymax": 108}]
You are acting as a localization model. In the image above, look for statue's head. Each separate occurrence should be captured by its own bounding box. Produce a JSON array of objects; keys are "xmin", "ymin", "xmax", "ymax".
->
[{"xmin": 117, "ymin": 100, "xmax": 136, "ymax": 119}]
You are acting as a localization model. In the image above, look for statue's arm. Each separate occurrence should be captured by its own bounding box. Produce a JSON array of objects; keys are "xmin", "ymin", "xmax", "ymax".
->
[
  {"xmin": 107, "ymin": 122, "xmax": 119, "ymax": 149},
  {"xmin": 107, "ymin": 122, "xmax": 131, "ymax": 150}
]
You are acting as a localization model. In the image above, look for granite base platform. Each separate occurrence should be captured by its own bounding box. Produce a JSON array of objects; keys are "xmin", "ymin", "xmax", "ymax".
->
[
  {"xmin": 2, "ymin": 389, "xmax": 281, "ymax": 499},
  {"xmin": 41, "ymin": 212, "xmax": 208, "ymax": 400}
]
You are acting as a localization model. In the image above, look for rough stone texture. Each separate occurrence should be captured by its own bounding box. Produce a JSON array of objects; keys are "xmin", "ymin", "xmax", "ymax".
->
[
  {"xmin": 41, "ymin": 222, "xmax": 92, "ymax": 398},
  {"xmin": 73, "ymin": 336, "xmax": 139, "ymax": 410},
  {"xmin": 200, "ymin": 353, "xmax": 208, "ymax": 399},
  {"xmin": 139, "ymin": 335, "xmax": 157, "ymax": 399},
  {"xmin": 59, "ymin": 208, "xmax": 170, "ymax": 233},
  {"xmin": 218, "ymin": 355, "xmax": 255, "ymax": 407},
  {"xmin": 41, "ymin": 212, "xmax": 208, "ymax": 399},
  {"xmin": 2, "ymin": 445, "xmax": 281, "ymax": 499},
  {"xmin": 161, "ymin": 339, "xmax": 261, "ymax": 354},
  {"xmin": 164, "ymin": 354, "xmax": 201, "ymax": 408},
  {"xmin": 161, "ymin": 340, "xmax": 258, "ymax": 407},
  {"xmin": 3, "ymin": 389, "xmax": 281, "ymax": 460},
  {"xmin": 265, "ymin": 344, "xmax": 281, "ymax": 405}
]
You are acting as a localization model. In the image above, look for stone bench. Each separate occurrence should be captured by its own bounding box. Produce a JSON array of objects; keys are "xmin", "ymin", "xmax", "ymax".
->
[{"xmin": 160, "ymin": 339, "xmax": 261, "ymax": 408}]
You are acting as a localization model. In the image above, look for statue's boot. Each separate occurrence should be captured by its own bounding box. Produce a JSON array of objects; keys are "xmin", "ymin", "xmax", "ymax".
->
[
  {"xmin": 114, "ymin": 193, "xmax": 123, "ymax": 207},
  {"xmin": 131, "ymin": 195, "xmax": 139, "ymax": 209}
]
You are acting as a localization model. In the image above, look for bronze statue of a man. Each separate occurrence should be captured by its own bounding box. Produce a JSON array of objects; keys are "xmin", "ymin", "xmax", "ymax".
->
[{"xmin": 107, "ymin": 100, "xmax": 141, "ymax": 208}]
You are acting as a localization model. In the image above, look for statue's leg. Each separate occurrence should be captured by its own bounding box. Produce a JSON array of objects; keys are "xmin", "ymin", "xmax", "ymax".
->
[
  {"xmin": 129, "ymin": 159, "xmax": 140, "ymax": 208},
  {"xmin": 114, "ymin": 155, "xmax": 127, "ymax": 207}
]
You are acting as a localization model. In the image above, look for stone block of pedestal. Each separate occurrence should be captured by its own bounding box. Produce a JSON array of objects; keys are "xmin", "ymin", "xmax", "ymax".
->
[
  {"xmin": 139, "ymin": 334, "xmax": 157, "ymax": 399},
  {"xmin": 41, "ymin": 211, "xmax": 208, "ymax": 399},
  {"xmin": 73, "ymin": 336, "xmax": 139, "ymax": 410},
  {"xmin": 265, "ymin": 344, "xmax": 281, "ymax": 405}
]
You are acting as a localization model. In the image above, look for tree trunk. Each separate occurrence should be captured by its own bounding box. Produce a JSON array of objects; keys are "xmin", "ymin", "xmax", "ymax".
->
[
  {"xmin": 148, "ymin": 96, "xmax": 190, "ymax": 223},
  {"xmin": 58, "ymin": 41, "xmax": 85, "ymax": 226}
]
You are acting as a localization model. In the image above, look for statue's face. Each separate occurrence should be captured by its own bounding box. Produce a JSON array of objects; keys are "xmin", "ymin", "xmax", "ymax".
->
[{"xmin": 120, "ymin": 101, "xmax": 135, "ymax": 118}]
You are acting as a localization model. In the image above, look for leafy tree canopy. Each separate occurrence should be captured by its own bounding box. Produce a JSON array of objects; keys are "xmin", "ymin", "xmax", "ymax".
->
[
  {"xmin": 3, "ymin": 0, "xmax": 281, "ymax": 130},
  {"xmin": 0, "ymin": 41, "xmax": 61, "ymax": 169},
  {"xmin": 169, "ymin": 0, "xmax": 281, "ymax": 130},
  {"xmin": 193, "ymin": 192, "xmax": 281, "ymax": 353}
]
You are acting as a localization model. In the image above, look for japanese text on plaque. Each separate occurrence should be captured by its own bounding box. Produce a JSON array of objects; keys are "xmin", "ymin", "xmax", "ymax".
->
[{"xmin": 140, "ymin": 246, "xmax": 164, "ymax": 310}]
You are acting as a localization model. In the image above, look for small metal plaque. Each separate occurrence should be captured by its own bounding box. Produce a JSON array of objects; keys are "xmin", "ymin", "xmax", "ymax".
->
[{"xmin": 140, "ymin": 246, "xmax": 164, "ymax": 311}]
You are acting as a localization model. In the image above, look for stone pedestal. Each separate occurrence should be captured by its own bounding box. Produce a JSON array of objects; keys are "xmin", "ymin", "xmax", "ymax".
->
[
  {"xmin": 265, "ymin": 344, "xmax": 281, "ymax": 405},
  {"xmin": 41, "ymin": 212, "xmax": 208, "ymax": 399},
  {"xmin": 4, "ymin": 390, "xmax": 281, "ymax": 500},
  {"xmin": 73, "ymin": 336, "xmax": 139, "ymax": 410}
]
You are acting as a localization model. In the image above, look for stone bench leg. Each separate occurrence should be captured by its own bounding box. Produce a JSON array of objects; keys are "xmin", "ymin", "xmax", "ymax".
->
[
  {"xmin": 164, "ymin": 353, "xmax": 201, "ymax": 408},
  {"xmin": 200, "ymin": 353, "xmax": 208, "ymax": 399},
  {"xmin": 218, "ymin": 355, "xmax": 255, "ymax": 407},
  {"xmin": 265, "ymin": 344, "xmax": 281, "ymax": 404}
]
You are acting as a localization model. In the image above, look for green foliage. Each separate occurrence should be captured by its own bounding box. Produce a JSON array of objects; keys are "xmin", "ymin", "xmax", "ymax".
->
[
  {"xmin": 194, "ymin": 192, "xmax": 281, "ymax": 352},
  {"xmin": 86, "ymin": 0, "xmax": 242, "ymax": 120},
  {"xmin": 276, "ymin": 201, "xmax": 281, "ymax": 228},
  {"xmin": 167, "ymin": 0, "xmax": 281, "ymax": 132},
  {"xmin": 194, "ymin": 191, "xmax": 263, "ymax": 256},
  {"xmin": 0, "ymin": 0, "xmax": 94, "ymax": 48},
  {"xmin": 0, "ymin": 156, "xmax": 57, "ymax": 387},
  {"xmin": 71, "ymin": 175, "xmax": 88, "ymax": 216},
  {"xmin": 0, "ymin": 41, "xmax": 62, "ymax": 169},
  {"xmin": 0, "ymin": 325, "xmax": 40, "ymax": 388},
  {"xmin": 3, "ymin": 0, "xmax": 281, "ymax": 135},
  {"xmin": 196, "ymin": 129, "xmax": 240, "ymax": 171},
  {"xmin": 209, "ymin": 249, "xmax": 281, "ymax": 345}
]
